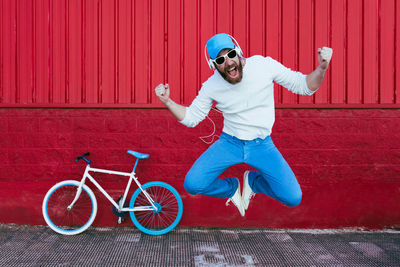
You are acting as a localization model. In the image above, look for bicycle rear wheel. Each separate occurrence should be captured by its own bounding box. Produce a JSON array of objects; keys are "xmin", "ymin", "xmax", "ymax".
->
[
  {"xmin": 129, "ymin": 181, "xmax": 183, "ymax": 235},
  {"xmin": 42, "ymin": 180, "xmax": 97, "ymax": 235}
]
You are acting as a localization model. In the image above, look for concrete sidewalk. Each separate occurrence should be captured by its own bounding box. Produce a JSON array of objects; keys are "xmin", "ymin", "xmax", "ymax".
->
[{"xmin": 0, "ymin": 225, "xmax": 399, "ymax": 266}]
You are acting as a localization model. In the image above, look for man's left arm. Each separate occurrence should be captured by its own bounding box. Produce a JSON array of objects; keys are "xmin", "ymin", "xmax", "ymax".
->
[{"xmin": 306, "ymin": 47, "xmax": 333, "ymax": 91}]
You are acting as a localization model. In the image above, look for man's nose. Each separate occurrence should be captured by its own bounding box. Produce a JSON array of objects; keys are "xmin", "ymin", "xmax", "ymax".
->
[{"xmin": 226, "ymin": 56, "xmax": 235, "ymax": 65}]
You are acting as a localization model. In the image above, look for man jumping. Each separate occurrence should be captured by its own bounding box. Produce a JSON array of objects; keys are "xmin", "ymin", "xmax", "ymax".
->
[{"xmin": 155, "ymin": 33, "xmax": 332, "ymax": 216}]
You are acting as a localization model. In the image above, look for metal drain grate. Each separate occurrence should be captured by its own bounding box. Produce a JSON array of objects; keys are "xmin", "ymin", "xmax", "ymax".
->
[{"xmin": 0, "ymin": 225, "xmax": 399, "ymax": 266}]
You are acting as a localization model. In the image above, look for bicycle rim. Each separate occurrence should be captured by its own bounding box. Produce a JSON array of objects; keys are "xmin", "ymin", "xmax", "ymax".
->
[
  {"xmin": 129, "ymin": 182, "xmax": 183, "ymax": 235},
  {"xmin": 43, "ymin": 181, "xmax": 97, "ymax": 235}
]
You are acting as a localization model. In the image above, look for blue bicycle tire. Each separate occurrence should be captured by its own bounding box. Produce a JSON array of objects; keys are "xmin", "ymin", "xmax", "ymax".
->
[{"xmin": 129, "ymin": 181, "xmax": 183, "ymax": 235}]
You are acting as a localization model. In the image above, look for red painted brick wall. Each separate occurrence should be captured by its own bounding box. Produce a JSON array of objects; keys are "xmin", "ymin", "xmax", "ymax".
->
[{"xmin": 1, "ymin": 108, "xmax": 400, "ymax": 229}]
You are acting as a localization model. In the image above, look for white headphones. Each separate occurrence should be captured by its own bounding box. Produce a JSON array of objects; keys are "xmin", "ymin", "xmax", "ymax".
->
[{"xmin": 204, "ymin": 34, "xmax": 244, "ymax": 70}]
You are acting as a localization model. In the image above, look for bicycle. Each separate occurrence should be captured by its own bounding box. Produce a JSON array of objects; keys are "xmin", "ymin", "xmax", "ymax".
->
[{"xmin": 42, "ymin": 150, "xmax": 183, "ymax": 236}]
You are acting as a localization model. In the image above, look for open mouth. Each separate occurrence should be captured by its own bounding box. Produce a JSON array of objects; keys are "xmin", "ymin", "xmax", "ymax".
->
[
  {"xmin": 218, "ymin": 60, "xmax": 243, "ymax": 84},
  {"xmin": 227, "ymin": 66, "xmax": 238, "ymax": 78}
]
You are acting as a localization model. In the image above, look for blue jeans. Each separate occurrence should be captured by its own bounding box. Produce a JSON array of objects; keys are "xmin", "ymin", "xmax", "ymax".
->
[{"xmin": 184, "ymin": 132, "xmax": 302, "ymax": 207}]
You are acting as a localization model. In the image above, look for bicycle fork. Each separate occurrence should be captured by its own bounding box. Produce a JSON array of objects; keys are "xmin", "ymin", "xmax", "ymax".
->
[
  {"xmin": 67, "ymin": 185, "xmax": 83, "ymax": 211},
  {"xmin": 67, "ymin": 167, "xmax": 90, "ymax": 211}
]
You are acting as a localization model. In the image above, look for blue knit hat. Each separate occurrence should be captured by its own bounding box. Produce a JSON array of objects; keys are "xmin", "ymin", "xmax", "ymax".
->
[{"xmin": 206, "ymin": 33, "xmax": 235, "ymax": 59}]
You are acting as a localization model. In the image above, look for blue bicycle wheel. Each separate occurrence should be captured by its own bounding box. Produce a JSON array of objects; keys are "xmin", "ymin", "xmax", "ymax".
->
[{"xmin": 129, "ymin": 181, "xmax": 183, "ymax": 235}]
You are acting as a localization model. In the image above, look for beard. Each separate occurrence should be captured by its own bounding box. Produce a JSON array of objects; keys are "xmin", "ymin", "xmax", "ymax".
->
[{"xmin": 217, "ymin": 58, "xmax": 244, "ymax": 85}]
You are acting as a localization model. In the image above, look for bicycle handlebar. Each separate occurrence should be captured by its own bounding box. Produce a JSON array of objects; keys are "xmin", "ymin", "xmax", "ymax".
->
[{"xmin": 75, "ymin": 152, "xmax": 91, "ymax": 165}]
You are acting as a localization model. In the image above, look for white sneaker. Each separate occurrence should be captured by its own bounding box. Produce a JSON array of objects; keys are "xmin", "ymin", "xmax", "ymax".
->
[
  {"xmin": 225, "ymin": 178, "xmax": 245, "ymax": 217},
  {"xmin": 242, "ymin": 171, "xmax": 255, "ymax": 210}
]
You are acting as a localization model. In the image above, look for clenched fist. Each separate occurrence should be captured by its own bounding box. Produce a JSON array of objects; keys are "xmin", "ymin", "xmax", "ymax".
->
[
  {"xmin": 155, "ymin": 83, "xmax": 170, "ymax": 105},
  {"xmin": 318, "ymin": 47, "xmax": 333, "ymax": 71}
]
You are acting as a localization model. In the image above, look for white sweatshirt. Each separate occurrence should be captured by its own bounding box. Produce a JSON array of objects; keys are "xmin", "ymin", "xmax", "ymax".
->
[{"xmin": 180, "ymin": 55, "xmax": 317, "ymax": 140}]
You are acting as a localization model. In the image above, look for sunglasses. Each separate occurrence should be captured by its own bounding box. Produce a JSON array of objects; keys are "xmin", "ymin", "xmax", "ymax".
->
[{"xmin": 212, "ymin": 49, "xmax": 238, "ymax": 65}]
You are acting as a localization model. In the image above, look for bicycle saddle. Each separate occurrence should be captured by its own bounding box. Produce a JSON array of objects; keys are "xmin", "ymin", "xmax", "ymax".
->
[{"xmin": 127, "ymin": 150, "xmax": 149, "ymax": 159}]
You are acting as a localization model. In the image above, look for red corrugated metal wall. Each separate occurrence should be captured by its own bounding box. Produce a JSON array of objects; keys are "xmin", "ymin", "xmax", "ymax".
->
[{"xmin": 1, "ymin": 0, "xmax": 399, "ymax": 107}]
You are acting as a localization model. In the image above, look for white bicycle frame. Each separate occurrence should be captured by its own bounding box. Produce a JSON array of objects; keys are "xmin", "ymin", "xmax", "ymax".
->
[{"xmin": 68, "ymin": 164, "xmax": 158, "ymax": 213}]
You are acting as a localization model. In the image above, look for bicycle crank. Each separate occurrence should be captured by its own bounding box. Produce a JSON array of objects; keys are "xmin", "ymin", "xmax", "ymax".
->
[{"xmin": 112, "ymin": 195, "xmax": 129, "ymax": 218}]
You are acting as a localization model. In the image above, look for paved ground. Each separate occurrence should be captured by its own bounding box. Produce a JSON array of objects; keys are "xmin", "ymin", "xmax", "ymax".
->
[{"xmin": 0, "ymin": 225, "xmax": 399, "ymax": 266}]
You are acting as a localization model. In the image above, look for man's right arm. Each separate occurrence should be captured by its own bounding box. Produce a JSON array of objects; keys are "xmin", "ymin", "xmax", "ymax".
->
[
  {"xmin": 164, "ymin": 98, "xmax": 186, "ymax": 121},
  {"xmin": 155, "ymin": 84, "xmax": 186, "ymax": 122},
  {"xmin": 155, "ymin": 83, "xmax": 213, "ymax": 128}
]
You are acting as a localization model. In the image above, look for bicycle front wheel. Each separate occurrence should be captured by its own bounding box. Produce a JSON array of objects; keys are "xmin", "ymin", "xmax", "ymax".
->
[
  {"xmin": 129, "ymin": 181, "xmax": 183, "ymax": 235},
  {"xmin": 42, "ymin": 180, "xmax": 97, "ymax": 235}
]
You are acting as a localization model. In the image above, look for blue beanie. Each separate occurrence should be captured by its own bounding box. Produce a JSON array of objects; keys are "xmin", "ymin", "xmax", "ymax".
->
[{"xmin": 206, "ymin": 33, "xmax": 235, "ymax": 59}]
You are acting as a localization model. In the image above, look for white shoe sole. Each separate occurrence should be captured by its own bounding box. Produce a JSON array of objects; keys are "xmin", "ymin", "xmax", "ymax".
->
[
  {"xmin": 226, "ymin": 178, "xmax": 245, "ymax": 217},
  {"xmin": 242, "ymin": 171, "xmax": 253, "ymax": 211}
]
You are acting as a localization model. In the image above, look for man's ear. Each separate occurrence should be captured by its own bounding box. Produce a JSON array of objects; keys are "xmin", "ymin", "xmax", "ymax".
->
[{"xmin": 240, "ymin": 57, "xmax": 246, "ymax": 68}]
